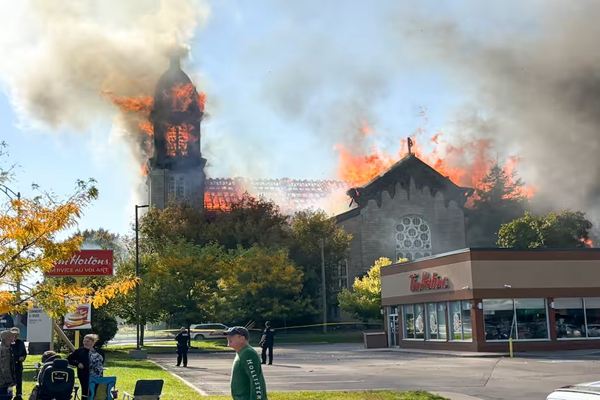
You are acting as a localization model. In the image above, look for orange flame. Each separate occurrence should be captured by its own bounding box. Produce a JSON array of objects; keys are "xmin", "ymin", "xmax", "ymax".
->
[
  {"xmin": 580, "ymin": 237, "xmax": 594, "ymax": 248},
  {"xmin": 102, "ymin": 85, "xmax": 206, "ymax": 172},
  {"xmin": 335, "ymin": 119, "xmax": 535, "ymax": 202}
]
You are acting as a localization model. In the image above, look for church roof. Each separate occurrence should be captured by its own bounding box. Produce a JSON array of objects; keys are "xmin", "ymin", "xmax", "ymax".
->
[
  {"xmin": 204, "ymin": 178, "xmax": 354, "ymax": 213},
  {"xmin": 346, "ymin": 153, "xmax": 474, "ymax": 210}
]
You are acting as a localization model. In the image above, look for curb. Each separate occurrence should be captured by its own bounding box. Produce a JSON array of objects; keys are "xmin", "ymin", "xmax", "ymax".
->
[{"xmin": 147, "ymin": 359, "xmax": 209, "ymax": 396}]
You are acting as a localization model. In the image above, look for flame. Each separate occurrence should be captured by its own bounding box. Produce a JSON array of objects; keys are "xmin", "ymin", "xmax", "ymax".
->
[
  {"xmin": 580, "ymin": 237, "xmax": 594, "ymax": 248},
  {"xmin": 335, "ymin": 119, "xmax": 535, "ymax": 202},
  {"xmin": 102, "ymin": 84, "xmax": 206, "ymax": 170},
  {"xmin": 142, "ymin": 165, "xmax": 148, "ymax": 176}
]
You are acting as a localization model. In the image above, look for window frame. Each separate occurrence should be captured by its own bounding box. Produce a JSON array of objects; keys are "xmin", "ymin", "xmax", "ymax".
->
[
  {"xmin": 483, "ymin": 298, "xmax": 550, "ymax": 342},
  {"xmin": 448, "ymin": 300, "xmax": 473, "ymax": 342}
]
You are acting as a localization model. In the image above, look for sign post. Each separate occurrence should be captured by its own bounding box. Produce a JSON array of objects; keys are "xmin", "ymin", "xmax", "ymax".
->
[
  {"xmin": 26, "ymin": 307, "xmax": 53, "ymax": 355},
  {"xmin": 45, "ymin": 250, "xmax": 114, "ymax": 349}
]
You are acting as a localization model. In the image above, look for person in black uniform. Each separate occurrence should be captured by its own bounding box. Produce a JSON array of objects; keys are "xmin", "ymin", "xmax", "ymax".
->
[
  {"xmin": 175, "ymin": 327, "xmax": 190, "ymax": 367},
  {"xmin": 9, "ymin": 328, "xmax": 26, "ymax": 400},
  {"xmin": 259, "ymin": 321, "xmax": 275, "ymax": 365}
]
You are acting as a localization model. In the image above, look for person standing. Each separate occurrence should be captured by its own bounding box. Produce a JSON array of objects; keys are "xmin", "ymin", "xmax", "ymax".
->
[
  {"xmin": 223, "ymin": 326, "xmax": 268, "ymax": 400},
  {"xmin": 175, "ymin": 327, "xmax": 190, "ymax": 367},
  {"xmin": 0, "ymin": 330, "xmax": 15, "ymax": 399},
  {"xmin": 67, "ymin": 334, "xmax": 105, "ymax": 399},
  {"xmin": 9, "ymin": 328, "xmax": 26, "ymax": 400},
  {"xmin": 259, "ymin": 322, "xmax": 275, "ymax": 365}
]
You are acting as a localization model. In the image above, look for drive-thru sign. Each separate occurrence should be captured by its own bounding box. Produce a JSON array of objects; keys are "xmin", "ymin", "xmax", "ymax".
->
[{"xmin": 45, "ymin": 250, "xmax": 114, "ymax": 277}]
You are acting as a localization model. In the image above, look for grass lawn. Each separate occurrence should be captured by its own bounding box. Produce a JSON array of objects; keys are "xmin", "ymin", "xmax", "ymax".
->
[{"xmin": 20, "ymin": 351, "xmax": 199, "ymax": 400}]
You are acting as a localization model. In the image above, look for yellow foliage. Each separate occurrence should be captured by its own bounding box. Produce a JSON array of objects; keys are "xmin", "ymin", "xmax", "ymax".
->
[{"xmin": 0, "ymin": 178, "xmax": 136, "ymax": 316}]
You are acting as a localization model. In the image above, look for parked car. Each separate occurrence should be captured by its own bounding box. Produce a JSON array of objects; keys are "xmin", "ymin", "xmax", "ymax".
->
[
  {"xmin": 547, "ymin": 381, "xmax": 600, "ymax": 399},
  {"xmin": 189, "ymin": 323, "xmax": 229, "ymax": 340}
]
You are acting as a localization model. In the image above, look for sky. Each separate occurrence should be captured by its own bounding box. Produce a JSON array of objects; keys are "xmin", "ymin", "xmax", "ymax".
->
[{"xmin": 0, "ymin": 0, "xmax": 545, "ymax": 236}]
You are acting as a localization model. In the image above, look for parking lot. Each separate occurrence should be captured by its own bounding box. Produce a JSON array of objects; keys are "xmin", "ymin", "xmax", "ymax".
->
[{"xmin": 150, "ymin": 344, "xmax": 600, "ymax": 399}]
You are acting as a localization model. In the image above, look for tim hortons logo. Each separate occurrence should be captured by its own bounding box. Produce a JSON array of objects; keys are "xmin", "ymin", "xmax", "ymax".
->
[
  {"xmin": 409, "ymin": 272, "xmax": 450, "ymax": 292},
  {"xmin": 54, "ymin": 254, "xmax": 111, "ymax": 266}
]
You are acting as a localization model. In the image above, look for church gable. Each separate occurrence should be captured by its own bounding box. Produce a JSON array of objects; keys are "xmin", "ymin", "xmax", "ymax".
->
[{"xmin": 347, "ymin": 154, "xmax": 474, "ymax": 210}]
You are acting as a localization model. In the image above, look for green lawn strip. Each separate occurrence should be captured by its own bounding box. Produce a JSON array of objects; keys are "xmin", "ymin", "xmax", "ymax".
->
[
  {"xmin": 20, "ymin": 352, "xmax": 199, "ymax": 400},
  {"xmin": 106, "ymin": 341, "xmax": 231, "ymax": 352},
  {"xmin": 203, "ymin": 391, "xmax": 448, "ymax": 399}
]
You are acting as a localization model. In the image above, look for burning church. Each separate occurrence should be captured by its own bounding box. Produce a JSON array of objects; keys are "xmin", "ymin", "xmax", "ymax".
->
[{"xmin": 143, "ymin": 58, "xmax": 477, "ymax": 286}]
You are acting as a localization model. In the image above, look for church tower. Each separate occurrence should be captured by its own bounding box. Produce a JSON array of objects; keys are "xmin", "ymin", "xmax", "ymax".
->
[{"xmin": 146, "ymin": 56, "xmax": 207, "ymax": 210}]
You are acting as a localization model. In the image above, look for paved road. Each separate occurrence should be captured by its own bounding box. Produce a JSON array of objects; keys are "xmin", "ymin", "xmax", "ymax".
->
[{"xmin": 150, "ymin": 344, "xmax": 600, "ymax": 399}]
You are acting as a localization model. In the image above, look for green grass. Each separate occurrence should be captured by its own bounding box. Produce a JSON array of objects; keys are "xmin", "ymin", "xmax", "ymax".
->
[
  {"xmin": 105, "ymin": 341, "xmax": 231, "ymax": 352},
  {"xmin": 21, "ymin": 352, "xmax": 199, "ymax": 400},
  {"xmin": 203, "ymin": 391, "xmax": 447, "ymax": 399}
]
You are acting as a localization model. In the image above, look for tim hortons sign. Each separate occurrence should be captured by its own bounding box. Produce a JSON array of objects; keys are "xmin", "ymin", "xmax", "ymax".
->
[
  {"xmin": 46, "ymin": 250, "xmax": 114, "ymax": 277},
  {"xmin": 409, "ymin": 272, "xmax": 450, "ymax": 292}
]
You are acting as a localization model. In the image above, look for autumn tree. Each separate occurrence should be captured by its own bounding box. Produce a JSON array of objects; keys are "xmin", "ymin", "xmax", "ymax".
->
[
  {"xmin": 216, "ymin": 245, "xmax": 314, "ymax": 326},
  {"xmin": 0, "ymin": 143, "xmax": 137, "ymax": 316},
  {"xmin": 497, "ymin": 210, "xmax": 593, "ymax": 249},
  {"xmin": 468, "ymin": 162, "xmax": 529, "ymax": 247},
  {"xmin": 338, "ymin": 257, "xmax": 401, "ymax": 322},
  {"xmin": 289, "ymin": 210, "xmax": 352, "ymax": 322}
]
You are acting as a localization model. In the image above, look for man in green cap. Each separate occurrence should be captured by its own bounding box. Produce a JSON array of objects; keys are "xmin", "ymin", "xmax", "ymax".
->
[{"xmin": 223, "ymin": 326, "xmax": 268, "ymax": 400}]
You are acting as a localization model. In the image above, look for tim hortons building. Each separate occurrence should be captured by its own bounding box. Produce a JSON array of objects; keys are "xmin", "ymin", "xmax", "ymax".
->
[{"xmin": 146, "ymin": 59, "xmax": 484, "ymax": 317}]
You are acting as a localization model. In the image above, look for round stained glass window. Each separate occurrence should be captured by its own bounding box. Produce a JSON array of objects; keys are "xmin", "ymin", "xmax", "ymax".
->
[{"xmin": 395, "ymin": 215, "xmax": 433, "ymax": 261}]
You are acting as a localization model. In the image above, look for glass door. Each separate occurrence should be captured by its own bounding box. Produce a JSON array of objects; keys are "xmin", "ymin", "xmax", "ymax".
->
[{"xmin": 388, "ymin": 307, "xmax": 399, "ymax": 347}]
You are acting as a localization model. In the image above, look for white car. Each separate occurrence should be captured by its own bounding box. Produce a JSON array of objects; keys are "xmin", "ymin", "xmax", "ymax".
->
[
  {"xmin": 189, "ymin": 323, "xmax": 229, "ymax": 340},
  {"xmin": 548, "ymin": 381, "xmax": 600, "ymax": 399}
]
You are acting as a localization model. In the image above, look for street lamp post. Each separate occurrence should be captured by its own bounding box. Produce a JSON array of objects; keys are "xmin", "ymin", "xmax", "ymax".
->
[
  {"xmin": 135, "ymin": 204, "xmax": 149, "ymax": 350},
  {"xmin": 320, "ymin": 238, "xmax": 327, "ymax": 334}
]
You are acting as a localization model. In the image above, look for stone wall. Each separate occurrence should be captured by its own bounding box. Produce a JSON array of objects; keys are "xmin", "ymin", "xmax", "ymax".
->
[{"xmin": 337, "ymin": 179, "xmax": 467, "ymax": 278}]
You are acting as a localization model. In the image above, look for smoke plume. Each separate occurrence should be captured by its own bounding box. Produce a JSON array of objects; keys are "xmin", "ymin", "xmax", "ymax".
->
[
  {"xmin": 0, "ymin": 0, "xmax": 209, "ymax": 162},
  {"xmin": 392, "ymin": 1, "xmax": 600, "ymax": 219}
]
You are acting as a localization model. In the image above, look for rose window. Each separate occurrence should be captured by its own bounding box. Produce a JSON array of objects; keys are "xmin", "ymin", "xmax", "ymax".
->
[{"xmin": 395, "ymin": 215, "xmax": 433, "ymax": 261}]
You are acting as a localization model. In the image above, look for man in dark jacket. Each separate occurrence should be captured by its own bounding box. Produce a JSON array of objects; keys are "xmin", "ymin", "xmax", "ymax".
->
[
  {"xmin": 175, "ymin": 327, "xmax": 190, "ymax": 367},
  {"xmin": 10, "ymin": 328, "xmax": 26, "ymax": 400},
  {"xmin": 259, "ymin": 321, "xmax": 275, "ymax": 365},
  {"xmin": 0, "ymin": 330, "xmax": 15, "ymax": 399}
]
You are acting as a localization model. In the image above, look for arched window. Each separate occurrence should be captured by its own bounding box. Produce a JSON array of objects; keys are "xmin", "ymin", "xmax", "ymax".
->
[
  {"xmin": 168, "ymin": 176, "xmax": 176, "ymax": 196},
  {"xmin": 177, "ymin": 177, "xmax": 186, "ymax": 199},
  {"xmin": 395, "ymin": 215, "xmax": 433, "ymax": 262}
]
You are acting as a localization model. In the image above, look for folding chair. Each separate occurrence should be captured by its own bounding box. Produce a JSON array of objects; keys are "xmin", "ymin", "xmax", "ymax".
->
[
  {"xmin": 123, "ymin": 380, "xmax": 164, "ymax": 400},
  {"xmin": 88, "ymin": 376, "xmax": 117, "ymax": 400}
]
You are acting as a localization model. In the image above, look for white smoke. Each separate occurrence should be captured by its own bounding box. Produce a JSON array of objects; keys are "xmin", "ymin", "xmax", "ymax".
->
[{"xmin": 0, "ymin": 0, "xmax": 209, "ymax": 131}]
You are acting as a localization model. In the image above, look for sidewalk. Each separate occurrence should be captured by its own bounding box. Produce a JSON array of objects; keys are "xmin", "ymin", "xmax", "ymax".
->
[
  {"xmin": 358, "ymin": 346, "xmax": 600, "ymax": 359},
  {"xmin": 434, "ymin": 392, "xmax": 484, "ymax": 400},
  {"xmin": 356, "ymin": 347, "xmax": 507, "ymax": 358}
]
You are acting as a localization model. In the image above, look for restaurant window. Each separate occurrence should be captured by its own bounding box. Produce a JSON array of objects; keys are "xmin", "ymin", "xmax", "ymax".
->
[
  {"xmin": 426, "ymin": 302, "xmax": 448, "ymax": 340},
  {"xmin": 427, "ymin": 303, "xmax": 438, "ymax": 340},
  {"xmin": 585, "ymin": 298, "xmax": 600, "ymax": 338},
  {"xmin": 449, "ymin": 300, "xmax": 472, "ymax": 341},
  {"xmin": 403, "ymin": 305, "xmax": 415, "ymax": 339},
  {"xmin": 483, "ymin": 299, "xmax": 549, "ymax": 341},
  {"xmin": 515, "ymin": 299, "xmax": 548, "ymax": 340},
  {"xmin": 415, "ymin": 304, "xmax": 425, "ymax": 339},
  {"xmin": 555, "ymin": 298, "xmax": 586, "ymax": 339}
]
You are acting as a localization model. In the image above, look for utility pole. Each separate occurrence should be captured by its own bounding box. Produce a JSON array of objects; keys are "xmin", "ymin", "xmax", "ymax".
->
[
  {"xmin": 320, "ymin": 238, "xmax": 327, "ymax": 334},
  {"xmin": 135, "ymin": 204, "xmax": 149, "ymax": 350}
]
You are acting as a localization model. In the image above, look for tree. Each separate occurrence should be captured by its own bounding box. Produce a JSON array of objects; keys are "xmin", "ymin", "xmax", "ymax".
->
[
  {"xmin": 112, "ymin": 250, "xmax": 166, "ymax": 345},
  {"xmin": 0, "ymin": 169, "xmax": 137, "ymax": 315},
  {"xmin": 289, "ymin": 210, "xmax": 352, "ymax": 322},
  {"xmin": 497, "ymin": 210, "xmax": 593, "ymax": 249},
  {"xmin": 468, "ymin": 162, "xmax": 529, "ymax": 247},
  {"xmin": 338, "ymin": 257, "xmax": 401, "ymax": 322},
  {"xmin": 213, "ymin": 193, "xmax": 292, "ymax": 250},
  {"xmin": 152, "ymin": 240, "xmax": 222, "ymax": 331},
  {"xmin": 216, "ymin": 245, "xmax": 314, "ymax": 326}
]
